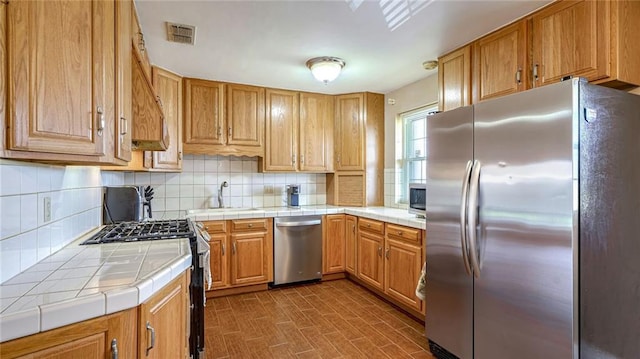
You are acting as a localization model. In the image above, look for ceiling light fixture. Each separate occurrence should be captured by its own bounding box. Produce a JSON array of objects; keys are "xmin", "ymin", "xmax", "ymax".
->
[
  {"xmin": 422, "ymin": 60, "xmax": 438, "ymax": 70},
  {"xmin": 306, "ymin": 57, "xmax": 346, "ymax": 84}
]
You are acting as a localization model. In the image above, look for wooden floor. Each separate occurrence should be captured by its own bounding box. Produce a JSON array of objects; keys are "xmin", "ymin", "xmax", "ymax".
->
[{"xmin": 205, "ymin": 279, "xmax": 435, "ymax": 358}]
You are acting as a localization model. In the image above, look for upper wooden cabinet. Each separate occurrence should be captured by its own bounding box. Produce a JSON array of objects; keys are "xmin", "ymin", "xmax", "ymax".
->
[
  {"xmin": 438, "ymin": 45, "xmax": 472, "ymax": 111},
  {"xmin": 299, "ymin": 92, "xmax": 334, "ymax": 172},
  {"xmin": 473, "ymin": 21, "xmax": 529, "ymax": 103},
  {"xmin": 183, "ymin": 79, "xmax": 264, "ymax": 157},
  {"xmin": 227, "ymin": 83, "xmax": 265, "ymax": 147},
  {"xmin": 3, "ymin": 0, "xmax": 114, "ymax": 162},
  {"xmin": 150, "ymin": 66, "xmax": 183, "ymax": 171},
  {"xmin": 113, "ymin": 0, "xmax": 132, "ymax": 163},
  {"xmin": 531, "ymin": 0, "xmax": 640, "ymax": 89},
  {"xmin": 262, "ymin": 88, "xmax": 299, "ymax": 171},
  {"xmin": 334, "ymin": 93, "xmax": 364, "ymax": 171}
]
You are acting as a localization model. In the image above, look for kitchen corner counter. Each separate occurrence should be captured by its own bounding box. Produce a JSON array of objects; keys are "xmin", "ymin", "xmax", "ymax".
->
[
  {"xmin": 186, "ymin": 205, "xmax": 426, "ymax": 230},
  {"xmin": 0, "ymin": 231, "xmax": 192, "ymax": 343}
]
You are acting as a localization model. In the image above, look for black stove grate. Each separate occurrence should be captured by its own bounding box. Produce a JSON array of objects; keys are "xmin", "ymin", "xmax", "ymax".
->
[{"xmin": 81, "ymin": 219, "xmax": 195, "ymax": 245}]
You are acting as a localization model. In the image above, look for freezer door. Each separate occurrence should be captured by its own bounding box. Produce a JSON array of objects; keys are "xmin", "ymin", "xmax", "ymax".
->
[
  {"xmin": 472, "ymin": 80, "xmax": 576, "ymax": 358},
  {"xmin": 425, "ymin": 106, "xmax": 473, "ymax": 359}
]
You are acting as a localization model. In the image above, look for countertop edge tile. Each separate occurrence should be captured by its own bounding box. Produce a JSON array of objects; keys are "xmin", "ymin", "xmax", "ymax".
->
[
  {"xmin": 105, "ymin": 286, "xmax": 139, "ymax": 315},
  {"xmin": 39, "ymin": 292, "xmax": 106, "ymax": 332},
  {"xmin": 0, "ymin": 306, "xmax": 40, "ymax": 342},
  {"xmin": 151, "ymin": 266, "xmax": 172, "ymax": 292},
  {"xmin": 136, "ymin": 278, "xmax": 154, "ymax": 304}
]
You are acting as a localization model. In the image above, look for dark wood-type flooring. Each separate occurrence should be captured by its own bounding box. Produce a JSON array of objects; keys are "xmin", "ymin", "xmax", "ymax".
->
[{"xmin": 205, "ymin": 279, "xmax": 435, "ymax": 358}]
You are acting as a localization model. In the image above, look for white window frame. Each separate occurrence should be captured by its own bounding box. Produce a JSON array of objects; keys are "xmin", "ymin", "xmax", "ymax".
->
[{"xmin": 396, "ymin": 103, "xmax": 437, "ymax": 203}]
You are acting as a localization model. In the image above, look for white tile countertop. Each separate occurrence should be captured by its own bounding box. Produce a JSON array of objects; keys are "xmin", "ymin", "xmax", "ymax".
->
[
  {"xmin": 185, "ymin": 205, "xmax": 426, "ymax": 230},
  {"xmin": 0, "ymin": 232, "xmax": 191, "ymax": 343}
]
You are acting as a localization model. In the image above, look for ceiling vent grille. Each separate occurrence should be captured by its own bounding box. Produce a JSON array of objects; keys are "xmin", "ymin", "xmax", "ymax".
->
[{"xmin": 166, "ymin": 22, "xmax": 196, "ymax": 45}]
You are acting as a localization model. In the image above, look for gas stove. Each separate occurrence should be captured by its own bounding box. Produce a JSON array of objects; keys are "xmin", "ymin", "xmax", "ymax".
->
[{"xmin": 81, "ymin": 219, "xmax": 195, "ymax": 245}]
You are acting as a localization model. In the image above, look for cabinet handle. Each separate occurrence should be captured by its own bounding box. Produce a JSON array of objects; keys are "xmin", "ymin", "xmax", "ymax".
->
[
  {"xmin": 378, "ymin": 246, "xmax": 382, "ymax": 257},
  {"xmin": 222, "ymin": 243, "xmax": 226, "ymax": 256},
  {"xmin": 337, "ymin": 154, "xmax": 341, "ymax": 164},
  {"xmin": 146, "ymin": 322, "xmax": 156, "ymax": 356},
  {"xmin": 532, "ymin": 64, "xmax": 539, "ymax": 85},
  {"xmin": 515, "ymin": 68, "xmax": 522, "ymax": 84},
  {"xmin": 385, "ymin": 248, "xmax": 390, "ymax": 259},
  {"xmin": 217, "ymin": 126, "xmax": 222, "ymax": 137},
  {"xmin": 228, "ymin": 127, "xmax": 233, "ymax": 137},
  {"xmin": 352, "ymin": 225, "xmax": 356, "ymax": 234},
  {"xmin": 137, "ymin": 32, "xmax": 146, "ymax": 52},
  {"xmin": 300, "ymin": 154, "xmax": 305, "ymax": 164},
  {"xmin": 178, "ymin": 151, "xmax": 183, "ymax": 160},
  {"xmin": 292, "ymin": 154, "xmax": 296, "ymax": 165},
  {"xmin": 120, "ymin": 117, "xmax": 128, "ymax": 136},
  {"xmin": 111, "ymin": 338, "xmax": 118, "ymax": 359},
  {"xmin": 248, "ymin": 223, "xmax": 253, "ymax": 228},
  {"xmin": 232, "ymin": 241, "xmax": 237, "ymax": 254},
  {"xmin": 96, "ymin": 106, "xmax": 105, "ymax": 136},
  {"xmin": 156, "ymin": 96, "xmax": 163, "ymax": 109}
]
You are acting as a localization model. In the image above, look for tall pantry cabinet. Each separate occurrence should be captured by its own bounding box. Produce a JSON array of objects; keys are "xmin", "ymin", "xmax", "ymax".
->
[{"xmin": 327, "ymin": 92, "xmax": 384, "ymax": 206}]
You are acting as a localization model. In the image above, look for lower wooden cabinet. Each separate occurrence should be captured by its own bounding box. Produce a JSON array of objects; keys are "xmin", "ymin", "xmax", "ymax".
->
[
  {"xmin": 384, "ymin": 224, "xmax": 424, "ymax": 314},
  {"xmin": 0, "ymin": 308, "xmax": 137, "ymax": 359},
  {"xmin": 345, "ymin": 215, "xmax": 357, "ymax": 275},
  {"xmin": 139, "ymin": 272, "xmax": 189, "ymax": 359},
  {"xmin": 356, "ymin": 218, "xmax": 385, "ymax": 291},
  {"xmin": 204, "ymin": 218, "xmax": 273, "ymax": 290},
  {"xmin": 323, "ymin": 214, "xmax": 346, "ymax": 274}
]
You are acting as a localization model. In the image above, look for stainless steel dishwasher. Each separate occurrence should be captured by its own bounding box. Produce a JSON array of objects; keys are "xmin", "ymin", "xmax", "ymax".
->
[{"xmin": 273, "ymin": 215, "xmax": 323, "ymax": 285}]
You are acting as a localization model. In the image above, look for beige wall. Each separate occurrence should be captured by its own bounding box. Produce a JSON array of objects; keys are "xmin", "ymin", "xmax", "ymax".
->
[{"xmin": 383, "ymin": 74, "xmax": 438, "ymax": 167}]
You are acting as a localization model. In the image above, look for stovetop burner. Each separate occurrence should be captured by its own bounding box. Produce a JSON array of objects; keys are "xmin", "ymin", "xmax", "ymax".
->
[{"xmin": 81, "ymin": 219, "xmax": 195, "ymax": 245}]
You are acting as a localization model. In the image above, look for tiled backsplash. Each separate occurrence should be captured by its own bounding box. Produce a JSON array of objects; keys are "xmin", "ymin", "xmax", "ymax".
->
[
  {"xmin": 0, "ymin": 161, "xmax": 103, "ymax": 283},
  {"xmin": 384, "ymin": 168, "xmax": 408, "ymax": 209},
  {"xmin": 105, "ymin": 155, "xmax": 327, "ymax": 219}
]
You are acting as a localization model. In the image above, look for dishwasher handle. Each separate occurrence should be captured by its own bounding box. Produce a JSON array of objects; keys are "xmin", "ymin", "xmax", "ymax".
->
[{"xmin": 276, "ymin": 220, "xmax": 321, "ymax": 227}]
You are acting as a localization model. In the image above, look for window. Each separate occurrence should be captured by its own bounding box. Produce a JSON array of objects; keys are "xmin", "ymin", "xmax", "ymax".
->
[{"xmin": 397, "ymin": 104, "xmax": 437, "ymax": 203}]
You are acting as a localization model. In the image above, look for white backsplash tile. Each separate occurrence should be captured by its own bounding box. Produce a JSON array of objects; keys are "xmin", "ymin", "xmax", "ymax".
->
[{"xmin": 1, "ymin": 161, "xmax": 102, "ymax": 284}]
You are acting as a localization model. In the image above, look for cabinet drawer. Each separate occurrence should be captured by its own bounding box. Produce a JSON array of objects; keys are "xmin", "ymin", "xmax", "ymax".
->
[
  {"xmin": 358, "ymin": 218, "xmax": 384, "ymax": 234},
  {"xmin": 386, "ymin": 224, "xmax": 422, "ymax": 245},
  {"xmin": 231, "ymin": 219, "xmax": 269, "ymax": 232},
  {"xmin": 201, "ymin": 220, "xmax": 226, "ymax": 234}
]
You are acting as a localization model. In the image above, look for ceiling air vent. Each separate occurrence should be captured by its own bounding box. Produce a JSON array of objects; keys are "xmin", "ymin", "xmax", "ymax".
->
[{"xmin": 166, "ymin": 22, "xmax": 196, "ymax": 45}]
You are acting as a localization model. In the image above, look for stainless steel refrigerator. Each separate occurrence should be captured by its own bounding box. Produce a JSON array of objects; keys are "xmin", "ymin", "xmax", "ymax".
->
[{"xmin": 425, "ymin": 78, "xmax": 640, "ymax": 359}]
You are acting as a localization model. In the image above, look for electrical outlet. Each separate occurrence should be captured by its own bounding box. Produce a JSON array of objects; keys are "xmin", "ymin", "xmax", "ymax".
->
[
  {"xmin": 43, "ymin": 196, "xmax": 51, "ymax": 222},
  {"xmin": 264, "ymin": 185, "xmax": 274, "ymax": 194}
]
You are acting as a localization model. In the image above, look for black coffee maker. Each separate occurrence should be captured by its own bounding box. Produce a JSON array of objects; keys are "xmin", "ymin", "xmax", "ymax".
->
[{"xmin": 286, "ymin": 184, "xmax": 300, "ymax": 208}]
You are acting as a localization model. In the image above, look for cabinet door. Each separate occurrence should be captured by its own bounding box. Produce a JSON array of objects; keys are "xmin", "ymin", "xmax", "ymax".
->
[
  {"xmin": 139, "ymin": 274, "xmax": 187, "ymax": 359},
  {"xmin": 356, "ymin": 231, "xmax": 384, "ymax": 290},
  {"xmin": 438, "ymin": 45, "xmax": 471, "ymax": 111},
  {"xmin": 151, "ymin": 67, "xmax": 183, "ymax": 171},
  {"xmin": 473, "ymin": 21, "xmax": 528, "ymax": 102},
  {"xmin": 345, "ymin": 215, "xmax": 357, "ymax": 275},
  {"xmin": 230, "ymin": 231, "xmax": 270, "ymax": 286},
  {"xmin": 334, "ymin": 93, "xmax": 364, "ymax": 171},
  {"xmin": 323, "ymin": 214, "xmax": 345, "ymax": 274},
  {"xmin": 299, "ymin": 92, "xmax": 334, "ymax": 172},
  {"xmin": 384, "ymin": 238, "xmax": 423, "ymax": 312},
  {"xmin": 264, "ymin": 88, "xmax": 298, "ymax": 171},
  {"xmin": 531, "ymin": 0, "xmax": 609, "ymax": 87},
  {"xmin": 1, "ymin": 309, "xmax": 137, "ymax": 359},
  {"xmin": 209, "ymin": 233, "xmax": 229, "ymax": 289},
  {"xmin": 114, "ymin": 0, "xmax": 132, "ymax": 162},
  {"xmin": 7, "ymin": 0, "xmax": 112, "ymax": 156},
  {"xmin": 227, "ymin": 83, "xmax": 264, "ymax": 147},
  {"xmin": 183, "ymin": 78, "xmax": 225, "ymax": 145}
]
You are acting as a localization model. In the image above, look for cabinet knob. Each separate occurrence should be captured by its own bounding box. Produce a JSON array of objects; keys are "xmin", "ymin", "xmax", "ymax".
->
[
  {"xmin": 367, "ymin": 223, "xmax": 371, "ymax": 228},
  {"xmin": 397, "ymin": 231, "xmax": 403, "ymax": 235},
  {"xmin": 248, "ymin": 223, "xmax": 253, "ymax": 228}
]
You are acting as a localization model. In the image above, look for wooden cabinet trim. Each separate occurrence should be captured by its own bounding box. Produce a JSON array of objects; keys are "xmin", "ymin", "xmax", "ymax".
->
[
  {"xmin": 358, "ymin": 217, "xmax": 384, "ymax": 235},
  {"xmin": 385, "ymin": 223, "xmax": 422, "ymax": 245},
  {"xmin": 230, "ymin": 218, "xmax": 269, "ymax": 232},
  {"xmin": 203, "ymin": 220, "xmax": 227, "ymax": 234}
]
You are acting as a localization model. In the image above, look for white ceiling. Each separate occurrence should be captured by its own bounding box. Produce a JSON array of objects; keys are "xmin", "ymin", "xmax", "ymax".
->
[{"xmin": 135, "ymin": 0, "xmax": 551, "ymax": 95}]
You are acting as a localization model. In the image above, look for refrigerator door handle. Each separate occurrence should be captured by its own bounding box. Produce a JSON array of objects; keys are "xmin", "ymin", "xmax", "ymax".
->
[
  {"xmin": 460, "ymin": 160, "xmax": 473, "ymax": 276},
  {"xmin": 467, "ymin": 160, "xmax": 482, "ymax": 278}
]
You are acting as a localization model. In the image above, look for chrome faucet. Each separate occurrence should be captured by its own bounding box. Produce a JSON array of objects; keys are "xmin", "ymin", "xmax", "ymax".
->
[{"xmin": 218, "ymin": 181, "xmax": 228, "ymax": 208}]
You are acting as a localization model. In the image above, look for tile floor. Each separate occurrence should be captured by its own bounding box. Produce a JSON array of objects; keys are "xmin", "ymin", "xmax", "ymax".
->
[{"xmin": 205, "ymin": 279, "xmax": 435, "ymax": 358}]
